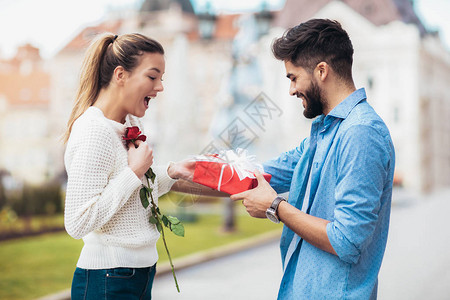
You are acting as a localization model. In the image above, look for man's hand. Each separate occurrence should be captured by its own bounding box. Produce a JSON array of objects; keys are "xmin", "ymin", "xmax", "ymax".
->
[{"xmin": 230, "ymin": 172, "xmax": 277, "ymax": 218}]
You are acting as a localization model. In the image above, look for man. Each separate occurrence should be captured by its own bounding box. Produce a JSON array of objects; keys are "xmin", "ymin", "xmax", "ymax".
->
[{"xmin": 230, "ymin": 19, "xmax": 395, "ymax": 299}]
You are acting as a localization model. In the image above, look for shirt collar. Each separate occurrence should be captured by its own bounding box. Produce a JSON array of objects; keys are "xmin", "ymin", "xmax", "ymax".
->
[{"xmin": 327, "ymin": 88, "xmax": 367, "ymax": 119}]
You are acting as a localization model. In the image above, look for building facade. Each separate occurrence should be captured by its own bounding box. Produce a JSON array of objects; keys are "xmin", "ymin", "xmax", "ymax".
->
[
  {"xmin": 2, "ymin": 0, "xmax": 449, "ymax": 194},
  {"xmin": 303, "ymin": 1, "xmax": 450, "ymax": 193},
  {"xmin": 0, "ymin": 45, "xmax": 53, "ymax": 185}
]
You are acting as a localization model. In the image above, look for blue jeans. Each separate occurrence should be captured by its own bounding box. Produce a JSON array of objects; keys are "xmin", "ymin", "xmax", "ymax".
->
[{"xmin": 71, "ymin": 265, "xmax": 156, "ymax": 300}]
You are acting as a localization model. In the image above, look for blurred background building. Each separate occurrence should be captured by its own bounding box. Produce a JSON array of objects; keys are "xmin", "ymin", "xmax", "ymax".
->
[
  {"xmin": 1, "ymin": 0, "xmax": 449, "ymax": 195},
  {"xmin": 0, "ymin": 44, "xmax": 52, "ymax": 185}
]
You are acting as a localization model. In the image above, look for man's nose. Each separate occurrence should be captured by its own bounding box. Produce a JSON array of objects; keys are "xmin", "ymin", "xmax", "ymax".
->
[{"xmin": 289, "ymin": 83, "xmax": 297, "ymax": 96}]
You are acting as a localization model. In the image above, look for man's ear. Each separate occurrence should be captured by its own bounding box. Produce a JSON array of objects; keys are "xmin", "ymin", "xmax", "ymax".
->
[
  {"xmin": 112, "ymin": 66, "xmax": 127, "ymax": 86},
  {"xmin": 315, "ymin": 62, "xmax": 329, "ymax": 82}
]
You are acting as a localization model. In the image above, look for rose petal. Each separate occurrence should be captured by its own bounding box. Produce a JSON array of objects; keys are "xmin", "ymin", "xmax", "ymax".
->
[
  {"xmin": 125, "ymin": 126, "xmax": 142, "ymax": 140},
  {"xmin": 136, "ymin": 135, "xmax": 147, "ymax": 142}
]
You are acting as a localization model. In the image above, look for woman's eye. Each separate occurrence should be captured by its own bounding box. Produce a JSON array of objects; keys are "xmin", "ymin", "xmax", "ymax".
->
[{"xmin": 148, "ymin": 76, "xmax": 156, "ymax": 80}]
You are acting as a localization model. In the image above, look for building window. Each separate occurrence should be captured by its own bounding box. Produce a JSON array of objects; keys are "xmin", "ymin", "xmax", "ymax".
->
[
  {"xmin": 20, "ymin": 60, "xmax": 33, "ymax": 75},
  {"xmin": 40, "ymin": 88, "xmax": 49, "ymax": 101},
  {"xmin": 394, "ymin": 106, "xmax": 400, "ymax": 123},
  {"xmin": 20, "ymin": 88, "xmax": 32, "ymax": 101},
  {"xmin": 367, "ymin": 75, "xmax": 374, "ymax": 90}
]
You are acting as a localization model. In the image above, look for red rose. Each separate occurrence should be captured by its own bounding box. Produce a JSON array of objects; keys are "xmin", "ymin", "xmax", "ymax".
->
[{"xmin": 123, "ymin": 126, "xmax": 147, "ymax": 143}]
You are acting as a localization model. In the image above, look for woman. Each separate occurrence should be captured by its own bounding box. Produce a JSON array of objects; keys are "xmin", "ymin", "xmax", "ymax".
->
[{"xmin": 63, "ymin": 32, "xmax": 184, "ymax": 299}]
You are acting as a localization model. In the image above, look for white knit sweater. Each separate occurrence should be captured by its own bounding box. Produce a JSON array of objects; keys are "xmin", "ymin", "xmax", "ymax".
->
[{"xmin": 64, "ymin": 106, "xmax": 177, "ymax": 269}]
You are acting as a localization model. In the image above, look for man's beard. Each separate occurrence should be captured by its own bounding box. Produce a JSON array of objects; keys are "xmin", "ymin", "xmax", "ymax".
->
[{"xmin": 302, "ymin": 80, "xmax": 324, "ymax": 119}]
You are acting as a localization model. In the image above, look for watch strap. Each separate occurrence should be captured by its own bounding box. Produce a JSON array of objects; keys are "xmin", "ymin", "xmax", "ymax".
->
[{"xmin": 270, "ymin": 196, "xmax": 286, "ymax": 215}]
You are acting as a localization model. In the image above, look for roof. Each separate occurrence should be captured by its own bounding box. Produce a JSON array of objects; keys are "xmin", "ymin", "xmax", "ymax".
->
[
  {"xmin": 0, "ymin": 44, "xmax": 50, "ymax": 106},
  {"xmin": 58, "ymin": 20, "xmax": 123, "ymax": 54},
  {"xmin": 140, "ymin": 0, "xmax": 195, "ymax": 14},
  {"xmin": 275, "ymin": 0, "xmax": 428, "ymax": 36}
]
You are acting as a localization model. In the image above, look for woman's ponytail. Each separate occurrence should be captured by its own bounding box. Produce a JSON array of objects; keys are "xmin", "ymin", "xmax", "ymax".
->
[{"xmin": 62, "ymin": 34, "xmax": 115, "ymax": 143}]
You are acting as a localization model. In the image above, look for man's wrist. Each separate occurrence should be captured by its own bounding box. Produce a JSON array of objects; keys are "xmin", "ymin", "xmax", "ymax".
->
[{"xmin": 266, "ymin": 196, "xmax": 286, "ymax": 223}]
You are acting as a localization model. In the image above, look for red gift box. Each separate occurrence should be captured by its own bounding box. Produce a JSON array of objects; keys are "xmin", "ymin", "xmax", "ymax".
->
[{"xmin": 193, "ymin": 160, "xmax": 272, "ymax": 194}]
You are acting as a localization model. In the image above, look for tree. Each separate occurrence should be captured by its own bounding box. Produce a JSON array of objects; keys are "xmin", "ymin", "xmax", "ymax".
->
[{"xmin": 0, "ymin": 169, "xmax": 9, "ymax": 210}]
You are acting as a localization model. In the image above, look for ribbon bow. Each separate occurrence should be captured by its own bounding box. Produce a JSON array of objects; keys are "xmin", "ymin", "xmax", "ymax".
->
[{"xmin": 196, "ymin": 148, "xmax": 264, "ymax": 191}]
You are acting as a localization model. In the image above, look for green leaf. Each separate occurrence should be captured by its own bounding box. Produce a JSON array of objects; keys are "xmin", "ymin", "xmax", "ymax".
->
[
  {"xmin": 149, "ymin": 215, "xmax": 158, "ymax": 224},
  {"xmin": 156, "ymin": 222, "xmax": 163, "ymax": 233},
  {"xmin": 171, "ymin": 223, "xmax": 185, "ymax": 237},
  {"xmin": 146, "ymin": 168, "xmax": 156, "ymax": 184},
  {"xmin": 140, "ymin": 187, "xmax": 149, "ymax": 208},
  {"xmin": 167, "ymin": 216, "xmax": 180, "ymax": 225},
  {"xmin": 162, "ymin": 215, "xmax": 169, "ymax": 227}
]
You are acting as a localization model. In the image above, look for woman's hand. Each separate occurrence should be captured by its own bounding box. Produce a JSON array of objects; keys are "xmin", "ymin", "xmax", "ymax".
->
[
  {"xmin": 167, "ymin": 158, "xmax": 196, "ymax": 181},
  {"xmin": 128, "ymin": 140, "xmax": 153, "ymax": 178}
]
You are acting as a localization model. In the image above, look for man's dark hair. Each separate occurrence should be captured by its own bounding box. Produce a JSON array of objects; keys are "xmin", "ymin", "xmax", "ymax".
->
[{"xmin": 272, "ymin": 19, "xmax": 354, "ymax": 81}]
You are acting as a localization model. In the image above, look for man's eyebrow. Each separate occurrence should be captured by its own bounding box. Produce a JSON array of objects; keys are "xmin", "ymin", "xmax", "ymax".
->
[
  {"xmin": 148, "ymin": 67, "xmax": 161, "ymax": 73},
  {"xmin": 286, "ymin": 73, "xmax": 294, "ymax": 79}
]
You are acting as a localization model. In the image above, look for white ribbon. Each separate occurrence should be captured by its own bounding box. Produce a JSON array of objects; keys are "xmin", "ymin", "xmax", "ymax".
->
[{"xmin": 217, "ymin": 164, "xmax": 232, "ymax": 192}]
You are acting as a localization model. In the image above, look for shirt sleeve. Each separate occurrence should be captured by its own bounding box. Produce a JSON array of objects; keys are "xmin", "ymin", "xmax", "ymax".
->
[
  {"xmin": 64, "ymin": 120, "xmax": 142, "ymax": 239},
  {"xmin": 263, "ymin": 138, "xmax": 308, "ymax": 194},
  {"xmin": 326, "ymin": 125, "xmax": 392, "ymax": 264}
]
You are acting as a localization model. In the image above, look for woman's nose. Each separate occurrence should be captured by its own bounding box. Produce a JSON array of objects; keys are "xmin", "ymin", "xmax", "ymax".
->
[{"xmin": 155, "ymin": 80, "xmax": 164, "ymax": 92}]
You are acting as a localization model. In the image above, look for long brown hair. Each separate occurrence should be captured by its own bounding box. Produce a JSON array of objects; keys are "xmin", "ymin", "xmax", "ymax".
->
[{"xmin": 63, "ymin": 33, "xmax": 164, "ymax": 143}]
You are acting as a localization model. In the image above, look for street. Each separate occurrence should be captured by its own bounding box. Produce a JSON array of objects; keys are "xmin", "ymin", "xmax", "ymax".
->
[
  {"xmin": 153, "ymin": 188, "xmax": 450, "ymax": 300},
  {"xmin": 153, "ymin": 240, "xmax": 283, "ymax": 299},
  {"xmin": 378, "ymin": 188, "xmax": 450, "ymax": 300}
]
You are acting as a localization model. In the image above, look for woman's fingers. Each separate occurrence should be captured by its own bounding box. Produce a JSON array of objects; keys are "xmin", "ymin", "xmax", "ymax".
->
[{"xmin": 127, "ymin": 141, "xmax": 154, "ymax": 178}]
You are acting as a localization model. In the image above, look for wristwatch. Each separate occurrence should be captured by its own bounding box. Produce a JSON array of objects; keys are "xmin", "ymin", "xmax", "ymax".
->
[{"xmin": 265, "ymin": 196, "xmax": 286, "ymax": 223}]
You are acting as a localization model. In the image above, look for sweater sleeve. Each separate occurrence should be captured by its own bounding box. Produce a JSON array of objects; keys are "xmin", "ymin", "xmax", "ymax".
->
[
  {"xmin": 64, "ymin": 119, "xmax": 142, "ymax": 239},
  {"xmin": 153, "ymin": 162, "xmax": 178, "ymax": 197}
]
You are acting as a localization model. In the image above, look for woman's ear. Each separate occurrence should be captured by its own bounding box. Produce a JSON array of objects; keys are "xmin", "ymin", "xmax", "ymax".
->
[
  {"xmin": 315, "ymin": 62, "xmax": 329, "ymax": 82},
  {"xmin": 112, "ymin": 66, "xmax": 127, "ymax": 86}
]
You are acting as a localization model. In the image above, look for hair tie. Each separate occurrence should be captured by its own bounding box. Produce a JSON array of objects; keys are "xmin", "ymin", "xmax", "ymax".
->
[{"xmin": 113, "ymin": 35, "xmax": 118, "ymax": 41}]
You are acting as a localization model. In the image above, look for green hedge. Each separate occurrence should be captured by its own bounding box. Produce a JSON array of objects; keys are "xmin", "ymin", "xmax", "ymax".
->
[{"xmin": 6, "ymin": 183, "xmax": 64, "ymax": 217}]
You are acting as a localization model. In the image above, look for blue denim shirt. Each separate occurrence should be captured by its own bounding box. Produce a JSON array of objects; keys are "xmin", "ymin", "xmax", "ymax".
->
[{"xmin": 263, "ymin": 88, "xmax": 395, "ymax": 300}]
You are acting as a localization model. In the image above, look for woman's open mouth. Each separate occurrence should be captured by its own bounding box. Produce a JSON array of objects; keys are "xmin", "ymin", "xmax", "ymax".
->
[{"xmin": 144, "ymin": 96, "xmax": 151, "ymax": 108}]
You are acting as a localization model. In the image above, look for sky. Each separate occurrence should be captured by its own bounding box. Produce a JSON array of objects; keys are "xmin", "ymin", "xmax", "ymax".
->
[{"xmin": 0, "ymin": 0, "xmax": 449, "ymax": 59}]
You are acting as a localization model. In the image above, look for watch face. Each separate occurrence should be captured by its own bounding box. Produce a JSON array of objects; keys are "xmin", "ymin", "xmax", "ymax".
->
[{"xmin": 266, "ymin": 209, "xmax": 280, "ymax": 223}]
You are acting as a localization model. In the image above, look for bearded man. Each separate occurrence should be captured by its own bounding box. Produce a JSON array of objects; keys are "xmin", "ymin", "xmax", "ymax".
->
[{"xmin": 231, "ymin": 19, "xmax": 395, "ymax": 300}]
